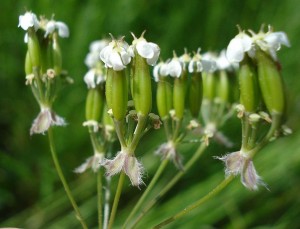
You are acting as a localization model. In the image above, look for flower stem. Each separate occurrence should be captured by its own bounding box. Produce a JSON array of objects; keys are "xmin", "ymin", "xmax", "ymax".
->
[
  {"xmin": 123, "ymin": 159, "xmax": 169, "ymax": 229},
  {"xmin": 97, "ymin": 169, "xmax": 103, "ymax": 229},
  {"xmin": 131, "ymin": 142, "xmax": 207, "ymax": 228},
  {"xmin": 108, "ymin": 172, "xmax": 126, "ymax": 229},
  {"xmin": 47, "ymin": 127, "xmax": 88, "ymax": 229},
  {"xmin": 153, "ymin": 175, "xmax": 234, "ymax": 229}
]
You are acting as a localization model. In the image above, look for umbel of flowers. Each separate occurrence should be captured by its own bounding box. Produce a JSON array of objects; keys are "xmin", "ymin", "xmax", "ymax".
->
[
  {"xmin": 100, "ymin": 33, "xmax": 161, "ymax": 187},
  {"xmin": 19, "ymin": 12, "xmax": 71, "ymax": 135},
  {"xmin": 218, "ymin": 25, "xmax": 290, "ymax": 190}
]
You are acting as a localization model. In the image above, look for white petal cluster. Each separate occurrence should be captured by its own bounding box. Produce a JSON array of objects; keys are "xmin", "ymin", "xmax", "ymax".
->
[
  {"xmin": 226, "ymin": 32, "xmax": 253, "ymax": 63},
  {"xmin": 153, "ymin": 61, "xmax": 169, "ymax": 82},
  {"xmin": 100, "ymin": 39, "xmax": 132, "ymax": 71},
  {"xmin": 130, "ymin": 35, "xmax": 160, "ymax": 66},
  {"xmin": 226, "ymin": 26, "xmax": 290, "ymax": 62},
  {"xmin": 84, "ymin": 68, "xmax": 105, "ymax": 88},
  {"xmin": 18, "ymin": 12, "xmax": 39, "ymax": 31},
  {"xmin": 85, "ymin": 40, "xmax": 109, "ymax": 68},
  {"xmin": 44, "ymin": 20, "xmax": 69, "ymax": 38},
  {"xmin": 188, "ymin": 51, "xmax": 217, "ymax": 73}
]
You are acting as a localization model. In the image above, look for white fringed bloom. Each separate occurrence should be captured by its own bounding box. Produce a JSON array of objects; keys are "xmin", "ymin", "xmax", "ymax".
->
[
  {"xmin": 74, "ymin": 152, "xmax": 104, "ymax": 173},
  {"xmin": 44, "ymin": 20, "xmax": 69, "ymax": 38},
  {"xmin": 100, "ymin": 39, "xmax": 131, "ymax": 71},
  {"xmin": 216, "ymin": 151, "xmax": 266, "ymax": 191},
  {"xmin": 102, "ymin": 150, "xmax": 144, "ymax": 187},
  {"xmin": 18, "ymin": 12, "xmax": 39, "ymax": 31},
  {"xmin": 226, "ymin": 31, "xmax": 253, "ymax": 63},
  {"xmin": 130, "ymin": 33, "xmax": 160, "ymax": 66},
  {"xmin": 30, "ymin": 107, "xmax": 66, "ymax": 135}
]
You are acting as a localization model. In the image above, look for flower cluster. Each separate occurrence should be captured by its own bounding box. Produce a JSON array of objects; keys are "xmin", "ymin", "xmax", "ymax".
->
[{"xmin": 19, "ymin": 11, "xmax": 70, "ymax": 135}]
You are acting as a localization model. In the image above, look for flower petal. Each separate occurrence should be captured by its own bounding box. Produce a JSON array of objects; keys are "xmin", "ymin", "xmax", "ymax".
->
[
  {"xmin": 226, "ymin": 37, "xmax": 246, "ymax": 63},
  {"xmin": 124, "ymin": 155, "xmax": 144, "ymax": 187},
  {"xmin": 136, "ymin": 40, "xmax": 154, "ymax": 59},
  {"xmin": 55, "ymin": 21, "xmax": 69, "ymax": 38}
]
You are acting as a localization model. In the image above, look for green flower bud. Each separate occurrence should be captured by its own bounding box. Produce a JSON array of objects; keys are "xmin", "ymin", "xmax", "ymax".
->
[
  {"xmin": 238, "ymin": 60, "xmax": 260, "ymax": 113},
  {"xmin": 256, "ymin": 50, "xmax": 285, "ymax": 114},
  {"xmin": 27, "ymin": 28, "xmax": 41, "ymax": 67},
  {"xmin": 202, "ymin": 72, "xmax": 216, "ymax": 101},
  {"xmin": 132, "ymin": 53, "xmax": 152, "ymax": 116},
  {"xmin": 25, "ymin": 51, "xmax": 33, "ymax": 75},
  {"xmin": 106, "ymin": 68, "xmax": 128, "ymax": 121},
  {"xmin": 217, "ymin": 70, "xmax": 229, "ymax": 103},
  {"xmin": 188, "ymin": 72, "xmax": 203, "ymax": 118},
  {"xmin": 52, "ymin": 34, "xmax": 62, "ymax": 75},
  {"xmin": 173, "ymin": 71, "xmax": 187, "ymax": 119},
  {"xmin": 85, "ymin": 87, "xmax": 105, "ymax": 121},
  {"xmin": 156, "ymin": 77, "xmax": 173, "ymax": 119}
]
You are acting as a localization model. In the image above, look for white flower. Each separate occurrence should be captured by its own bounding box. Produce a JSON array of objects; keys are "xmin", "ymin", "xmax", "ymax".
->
[
  {"xmin": 153, "ymin": 61, "xmax": 169, "ymax": 82},
  {"xmin": 155, "ymin": 141, "xmax": 183, "ymax": 170},
  {"xmin": 84, "ymin": 68, "xmax": 105, "ymax": 88},
  {"xmin": 102, "ymin": 150, "xmax": 144, "ymax": 187},
  {"xmin": 85, "ymin": 40, "xmax": 109, "ymax": 68},
  {"xmin": 216, "ymin": 151, "xmax": 266, "ymax": 190},
  {"xmin": 188, "ymin": 50, "xmax": 217, "ymax": 73},
  {"xmin": 18, "ymin": 12, "xmax": 39, "ymax": 31},
  {"xmin": 226, "ymin": 31, "xmax": 253, "ymax": 63},
  {"xmin": 250, "ymin": 26, "xmax": 290, "ymax": 60},
  {"xmin": 74, "ymin": 152, "xmax": 104, "ymax": 173},
  {"xmin": 30, "ymin": 107, "xmax": 66, "ymax": 135},
  {"xmin": 168, "ymin": 57, "xmax": 183, "ymax": 77},
  {"xmin": 100, "ymin": 39, "xmax": 131, "ymax": 71},
  {"xmin": 44, "ymin": 20, "xmax": 69, "ymax": 38},
  {"xmin": 131, "ymin": 33, "xmax": 160, "ymax": 66}
]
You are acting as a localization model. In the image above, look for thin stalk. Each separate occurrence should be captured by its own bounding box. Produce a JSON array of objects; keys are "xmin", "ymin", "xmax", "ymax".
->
[
  {"xmin": 172, "ymin": 119, "xmax": 182, "ymax": 141},
  {"xmin": 130, "ymin": 115, "xmax": 147, "ymax": 152},
  {"xmin": 123, "ymin": 159, "xmax": 169, "ymax": 229},
  {"xmin": 153, "ymin": 175, "xmax": 234, "ymax": 229},
  {"xmin": 131, "ymin": 142, "xmax": 207, "ymax": 228},
  {"xmin": 103, "ymin": 175, "xmax": 111, "ymax": 229},
  {"xmin": 114, "ymin": 119, "xmax": 127, "ymax": 148},
  {"xmin": 47, "ymin": 127, "xmax": 88, "ymax": 229},
  {"xmin": 108, "ymin": 172, "xmax": 126, "ymax": 229},
  {"xmin": 241, "ymin": 114, "xmax": 251, "ymax": 151},
  {"xmin": 97, "ymin": 169, "xmax": 103, "ymax": 229}
]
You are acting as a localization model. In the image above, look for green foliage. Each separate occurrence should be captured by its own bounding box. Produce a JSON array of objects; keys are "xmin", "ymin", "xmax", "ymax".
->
[{"xmin": 1, "ymin": 0, "xmax": 300, "ymax": 228}]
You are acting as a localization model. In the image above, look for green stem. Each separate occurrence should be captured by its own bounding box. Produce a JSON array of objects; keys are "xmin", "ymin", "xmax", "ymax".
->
[
  {"xmin": 130, "ymin": 115, "xmax": 147, "ymax": 152},
  {"xmin": 47, "ymin": 127, "xmax": 88, "ymax": 229},
  {"xmin": 97, "ymin": 169, "xmax": 103, "ymax": 229},
  {"xmin": 153, "ymin": 175, "xmax": 234, "ymax": 229},
  {"xmin": 131, "ymin": 142, "xmax": 207, "ymax": 228},
  {"xmin": 114, "ymin": 119, "xmax": 127, "ymax": 148},
  {"xmin": 123, "ymin": 159, "xmax": 169, "ymax": 229},
  {"xmin": 241, "ymin": 114, "xmax": 251, "ymax": 151},
  {"xmin": 33, "ymin": 66, "xmax": 45, "ymax": 104},
  {"xmin": 172, "ymin": 119, "xmax": 182, "ymax": 142},
  {"xmin": 108, "ymin": 172, "xmax": 126, "ymax": 229}
]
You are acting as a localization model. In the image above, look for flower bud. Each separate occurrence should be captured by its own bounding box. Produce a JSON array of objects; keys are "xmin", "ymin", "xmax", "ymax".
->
[
  {"xmin": 188, "ymin": 72, "xmax": 203, "ymax": 118},
  {"xmin": 132, "ymin": 53, "xmax": 152, "ymax": 116},
  {"xmin": 27, "ymin": 28, "xmax": 41, "ymax": 67},
  {"xmin": 85, "ymin": 87, "xmax": 105, "ymax": 121},
  {"xmin": 216, "ymin": 70, "xmax": 229, "ymax": 103},
  {"xmin": 106, "ymin": 68, "xmax": 128, "ymax": 120},
  {"xmin": 156, "ymin": 77, "xmax": 173, "ymax": 119},
  {"xmin": 238, "ymin": 60, "xmax": 260, "ymax": 113},
  {"xmin": 52, "ymin": 34, "xmax": 62, "ymax": 75},
  {"xmin": 256, "ymin": 50, "xmax": 285, "ymax": 114},
  {"xmin": 173, "ymin": 70, "xmax": 187, "ymax": 119},
  {"xmin": 202, "ymin": 72, "xmax": 216, "ymax": 101},
  {"xmin": 25, "ymin": 51, "xmax": 33, "ymax": 75}
]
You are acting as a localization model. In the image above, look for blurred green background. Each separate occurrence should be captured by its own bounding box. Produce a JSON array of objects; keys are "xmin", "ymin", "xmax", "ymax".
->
[{"xmin": 1, "ymin": 0, "xmax": 300, "ymax": 228}]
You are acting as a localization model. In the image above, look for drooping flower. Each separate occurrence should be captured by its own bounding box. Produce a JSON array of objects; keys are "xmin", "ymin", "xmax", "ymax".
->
[
  {"xmin": 155, "ymin": 141, "xmax": 183, "ymax": 169},
  {"xmin": 74, "ymin": 152, "xmax": 104, "ymax": 173},
  {"xmin": 18, "ymin": 12, "xmax": 39, "ymax": 31},
  {"xmin": 84, "ymin": 68, "xmax": 105, "ymax": 88},
  {"xmin": 249, "ymin": 26, "xmax": 290, "ymax": 61},
  {"xmin": 30, "ymin": 107, "xmax": 66, "ymax": 135},
  {"xmin": 85, "ymin": 39, "xmax": 109, "ymax": 68},
  {"xmin": 188, "ymin": 49, "xmax": 217, "ymax": 73},
  {"xmin": 100, "ymin": 38, "xmax": 131, "ymax": 71},
  {"xmin": 43, "ymin": 20, "xmax": 69, "ymax": 38},
  {"xmin": 130, "ymin": 32, "xmax": 160, "ymax": 66},
  {"xmin": 216, "ymin": 151, "xmax": 265, "ymax": 190},
  {"xmin": 102, "ymin": 150, "xmax": 144, "ymax": 187},
  {"xmin": 153, "ymin": 61, "xmax": 169, "ymax": 82},
  {"xmin": 226, "ymin": 31, "xmax": 253, "ymax": 63}
]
